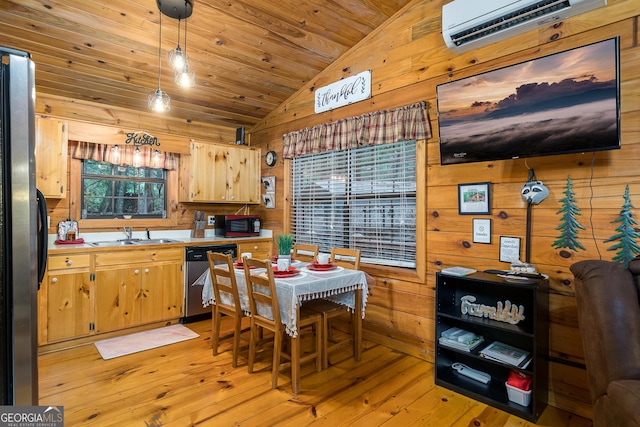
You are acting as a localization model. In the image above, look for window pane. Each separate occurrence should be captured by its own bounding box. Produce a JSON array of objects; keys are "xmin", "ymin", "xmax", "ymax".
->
[
  {"xmin": 291, "ymin": 141, "xmax": 417, "ymax": 268},
  {"xmin": 81, "ymin": 160, "xmax": 167, "ymax": 219}
]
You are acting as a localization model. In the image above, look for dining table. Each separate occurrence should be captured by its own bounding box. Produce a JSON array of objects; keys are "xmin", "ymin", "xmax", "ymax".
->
[{"xmin": 198, "ymin": 260, "xmax": 369, "ymax": 363}]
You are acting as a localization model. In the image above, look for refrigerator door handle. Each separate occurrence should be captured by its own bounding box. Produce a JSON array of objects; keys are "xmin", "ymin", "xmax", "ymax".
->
[{"xmin": 36, "ymin": 188, "xmax": 47, "ymax": 288}]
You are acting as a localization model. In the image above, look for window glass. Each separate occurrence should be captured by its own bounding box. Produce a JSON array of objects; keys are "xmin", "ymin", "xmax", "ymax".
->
[
  {"xmin": 81, "ymin": 160, "xmax": 167, "ymax": 219},
  {"xmin": 291, "ymin": 141, "xmax": 416, "ymax": 268}
]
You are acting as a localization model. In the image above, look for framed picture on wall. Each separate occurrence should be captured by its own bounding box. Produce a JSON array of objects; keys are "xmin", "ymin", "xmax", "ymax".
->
[
  {"xmin": 473, "ymin": 218, "xmax": 491, "ymax": 244},
  {"xmin": 458, "ymin": 182, "xmax": 490, "ymax": 215}
]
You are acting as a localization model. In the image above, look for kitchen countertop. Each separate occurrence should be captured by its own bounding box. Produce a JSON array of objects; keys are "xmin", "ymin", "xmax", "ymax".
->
[{"xmin": 48, "ymin": 229, "xmax": 273, "ymax": 254}]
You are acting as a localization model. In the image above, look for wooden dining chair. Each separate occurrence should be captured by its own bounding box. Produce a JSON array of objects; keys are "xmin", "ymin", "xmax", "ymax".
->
[
  {"xmin": 309, "ymin": 247, "xmax": 361, "ymax": 369},
  {"xmin": 207, "ymin": 251, "xmax": 250, "ymax": 368},
  {"xmin": 243, "ymin": 257, "xmax": 322, "ymax": 394},
  {"xmin": 292, "ymin": 243, "xmax": 319, "ymax": 262}
]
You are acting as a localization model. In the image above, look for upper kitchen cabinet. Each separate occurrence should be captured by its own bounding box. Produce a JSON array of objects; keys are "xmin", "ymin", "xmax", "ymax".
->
[
  {"xmin": 35, "ymin": 117, "xmax": 69, "ymax": 198},
  {"xmin": 179, "ymin": 141, "xmax": 261, "ymax": 204}
]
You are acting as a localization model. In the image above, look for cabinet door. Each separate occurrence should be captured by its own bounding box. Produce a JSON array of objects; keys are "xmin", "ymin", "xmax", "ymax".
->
[
  {"xmin": 45, "ymin": 271, "xmax": 92, "ymax": 342},
  {"xmin": 191, "ymin": 142, "xmax": 218, "ymax": 201},
  {"xmin": 35, "ymin": 117, "xmax": 68, "ymax": 198},
  {"xmin": 95, "ymin": 268, "xmax": 140, "ymax": 332},
  {"xmin": 228, "ymin": 147, "xmax": 260, "ymax": 203},
  {"xmin": 140, "ymin": 262, "xmax": 183, "ymax": 323}
]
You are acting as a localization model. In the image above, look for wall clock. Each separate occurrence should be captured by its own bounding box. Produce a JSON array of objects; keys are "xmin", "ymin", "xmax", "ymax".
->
[{"xmin": 265, "ymin": 150, "xmax": 277, "ymax": 166}]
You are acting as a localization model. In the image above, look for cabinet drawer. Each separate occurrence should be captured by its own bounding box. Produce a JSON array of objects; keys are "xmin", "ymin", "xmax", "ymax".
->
[
  {"xmin": 48, "ymin": 254, "xmax": 91, "ymax": 270},
  {"xmin": 237, "ymin": 241, "xmax": 272, "ymax": 259},
  {"xmin": 95, "ymin": 248, "xmax": 183, "ymax": 267}
]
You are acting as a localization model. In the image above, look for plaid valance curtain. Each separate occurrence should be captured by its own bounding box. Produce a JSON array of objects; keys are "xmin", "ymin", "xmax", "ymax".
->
[
  {"xmin": 283, "ymin": 101, "xmax": 430, "ymax": 159},
  {"xmin": 72, "ymin": 141, "xmax": 178, "ymax": 170}
]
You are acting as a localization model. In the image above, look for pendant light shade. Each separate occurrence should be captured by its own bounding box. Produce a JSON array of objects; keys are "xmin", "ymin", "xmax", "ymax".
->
[
  {"xmin": 176, "ymin": 63, "xmax": 196, "ymax": 87},
  {"xmin": 174, "ymin": 8, "xmax": 195, "ymax": 87},
  {"xmin": 168, "ymin": 17, "xmax": 187, "ymax": 70},
  {"xmin": 148, "ymin": 8, "xmax": 170, "ymax": 112}
]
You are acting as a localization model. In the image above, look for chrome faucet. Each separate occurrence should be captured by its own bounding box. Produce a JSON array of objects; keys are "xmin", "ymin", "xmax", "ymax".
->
[{"xmin": 123, "ymin": 226, "xmax": 133, "ymax": 240}]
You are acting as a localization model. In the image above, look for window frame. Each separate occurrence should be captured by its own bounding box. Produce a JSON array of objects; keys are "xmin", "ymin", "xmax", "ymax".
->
[
  {"xmin": 286, "ymin": 140, "xmax": 426, "ymax": 277},
  {"xmin": 80, "ymin": 160, "xmax": 168, "ymax": 220},
  {"xmin": 70, "ymin": 153, "xmax": 179, "ymax": 230}
]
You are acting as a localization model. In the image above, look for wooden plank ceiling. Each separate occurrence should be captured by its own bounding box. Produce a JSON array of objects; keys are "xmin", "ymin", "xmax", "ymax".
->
[{"xmin": 0, "ymin": 0, "xmax": 412, "ymax": 130}]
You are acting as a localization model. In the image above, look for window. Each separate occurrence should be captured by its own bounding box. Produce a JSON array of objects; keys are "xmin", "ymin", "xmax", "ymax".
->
[
  {"xmin": 291, "ymin": 141, "xmax": 416, "ymax": 268},
  {"xmin": 81, "ymin": 160, "xmax": 167, "ymax": 219}
]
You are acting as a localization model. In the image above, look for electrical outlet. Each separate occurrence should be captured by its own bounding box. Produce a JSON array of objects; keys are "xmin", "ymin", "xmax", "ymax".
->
[{"xmin": 207, "ymin": 215, "xmax": 216, "ymax": 226}]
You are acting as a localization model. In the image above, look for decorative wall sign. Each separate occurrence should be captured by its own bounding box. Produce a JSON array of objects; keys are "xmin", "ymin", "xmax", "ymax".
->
[
  {"xmin": 458, "ymin": 182, "xmax": 490, "ymax": 214},
  {"xmin": 473, "ymin": 218, "xmax": 491, "ymax": 244},
  {"xmin": 460, "ymin": 295, "xmax": 525, "ymax": 325},
  {"xmin": 500, "ymin": 236, "xmax": 521, "ymax": 262},
  {"xmin": 125, "ymin": 131, "xmax": 160, "ymax": 146},
  {"xmin": 314, "ymin": 70, "xmax": 372, "ymax": 114}
]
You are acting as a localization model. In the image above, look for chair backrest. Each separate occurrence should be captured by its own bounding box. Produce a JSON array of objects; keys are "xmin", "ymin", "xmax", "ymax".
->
[
  {"xmin": 292, "ymin": 243, "xmax": 319, "ymax": 262},
  {"xmin": 207, "ymin": 251, "xmax": 242, "ymax": 314},
  {"xmin": 243, "ymin": 257, "xmax": 281, "ymax": 326},
  {"xmin": 330, "ymin": 247, "xmax": 361, "ymax": 270},
  {"xmin": 571, "ymin": 259, "xmax": 640, "ymax": 401}
]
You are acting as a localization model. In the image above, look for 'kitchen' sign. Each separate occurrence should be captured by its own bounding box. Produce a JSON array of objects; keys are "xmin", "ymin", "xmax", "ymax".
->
[{"xmin": 314, "ymin": 70, "xmax": 372, "ymax": 114}]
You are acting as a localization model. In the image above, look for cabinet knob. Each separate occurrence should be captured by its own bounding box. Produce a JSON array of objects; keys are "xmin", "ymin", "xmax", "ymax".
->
[
  {"xmin": 144, "ymin": 268, "xmax": 150, "ymax": 273},
  {"xmin": 51, "ymin": 277, "xmax": 58, "ymax": 283},
  {"xmin": 134, "ymin": 269, "xmax": 140, "ymax": 274},
  {"xmin": 66, "ymin": 259, "xmax": 73, "ymax": 266}
]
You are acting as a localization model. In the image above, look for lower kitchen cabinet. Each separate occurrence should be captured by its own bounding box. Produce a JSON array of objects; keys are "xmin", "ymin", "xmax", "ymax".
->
[
  {"xmin": 40, "ymin": 254, "xmax": 93, "ymax": 343},
  {"xmin": 237, "ymin": 240, "xmax": 273, "ymax": 259},
  {"xmin": 94, "ymin": 248, "xmax": 184, "ymax": 333}
]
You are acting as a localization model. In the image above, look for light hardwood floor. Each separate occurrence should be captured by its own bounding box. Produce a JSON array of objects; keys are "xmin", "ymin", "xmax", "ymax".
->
[{"xmin": 38, "ymin": 319, "xmax": 592, "ymax": 426}]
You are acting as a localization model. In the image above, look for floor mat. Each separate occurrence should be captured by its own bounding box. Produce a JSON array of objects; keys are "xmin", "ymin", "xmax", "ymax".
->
[{"xmin": 94, "ymin": 324, "xmax": 199, "ymax": 360}]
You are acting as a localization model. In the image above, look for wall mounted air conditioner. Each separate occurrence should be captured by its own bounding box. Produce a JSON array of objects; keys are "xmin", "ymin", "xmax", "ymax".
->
[{"xmin": 442, "ymin": 0, "xmax": 607, "ymax": 53}]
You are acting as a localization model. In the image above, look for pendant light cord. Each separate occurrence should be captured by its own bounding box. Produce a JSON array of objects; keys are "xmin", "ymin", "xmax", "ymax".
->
[{"xmin": 157, "ymin": 10, "xmax": 162, "ymax": 88}]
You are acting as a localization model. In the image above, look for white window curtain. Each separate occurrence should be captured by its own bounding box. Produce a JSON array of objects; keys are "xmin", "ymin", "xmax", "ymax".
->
[{"xmin": 291, "ymin": 141, "xmax": 417, "ymax": 268}]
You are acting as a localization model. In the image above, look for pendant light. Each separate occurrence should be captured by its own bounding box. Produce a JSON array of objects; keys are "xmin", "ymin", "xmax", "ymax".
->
[
  {"xmin": 175, "ymin": 8, "xmax": 195, "ymax": 88},
  {"xmin": 168, "ymin": 15, "xmax": 186, "ymax": 71},
  {"xmin": 148, "ymin": 8, "xmax": 170, "ymax": 112}
]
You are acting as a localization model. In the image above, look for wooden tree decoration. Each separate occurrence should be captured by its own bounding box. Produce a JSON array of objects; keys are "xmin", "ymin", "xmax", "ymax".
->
[
  {"xmin": 552, "ymin": 176, "xmax": 586, "ymax": 252},
  {"xmin": 604, "ymin": 185, "xmax": 640, "ymax": 267}
]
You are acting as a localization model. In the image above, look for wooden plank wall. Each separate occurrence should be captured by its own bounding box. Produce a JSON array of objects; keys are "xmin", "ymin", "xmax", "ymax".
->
[
  {"xmin": 36, "ymin": 94, "xmax": 265, "ymax": 238},
  {"xmin": 33, "ymin": 0, "xmax": 639, "ymax": 419},
  {"xmin": 248, "ymin": 0, "xmax": 640, "ymax": 419}
]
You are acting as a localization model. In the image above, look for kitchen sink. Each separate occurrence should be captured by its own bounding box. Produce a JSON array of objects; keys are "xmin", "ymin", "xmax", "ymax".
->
[
  {"xmin": 89, "ymin": 240, "xmax": 140, "ymax": 247},
  {"xmin": 88, "ymin": 238, "xmax": 182, "ymax": 247},
  {"xmin": 135, "ymin": 239, "xmax": 182, "ymax": 245}
]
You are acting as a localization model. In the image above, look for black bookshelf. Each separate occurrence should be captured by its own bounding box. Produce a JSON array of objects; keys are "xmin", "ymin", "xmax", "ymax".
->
[{"xmin": 435, "ymin": 271, "xmax": 549, "ymax": 422}]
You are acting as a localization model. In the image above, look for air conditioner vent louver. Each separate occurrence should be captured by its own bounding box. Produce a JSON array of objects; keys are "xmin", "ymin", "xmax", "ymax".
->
[
  {"xmin": 442, "ymin": 0, "xmax": 607, "ymax": 53},
  {"xmin": 451, "ymin": 0, "xmax": 571, "ymax": 47}
]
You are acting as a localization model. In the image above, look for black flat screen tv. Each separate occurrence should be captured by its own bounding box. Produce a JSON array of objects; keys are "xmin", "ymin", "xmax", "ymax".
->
[{"xmin": 437, "ymin": 38, "xmax": 620, "ymax": 165}]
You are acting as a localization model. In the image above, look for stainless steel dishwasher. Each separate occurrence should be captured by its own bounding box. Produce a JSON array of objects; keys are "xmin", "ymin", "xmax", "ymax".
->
[{"xmin": 183, "ymin": 244, "xmax": 237, "ymax": 323}]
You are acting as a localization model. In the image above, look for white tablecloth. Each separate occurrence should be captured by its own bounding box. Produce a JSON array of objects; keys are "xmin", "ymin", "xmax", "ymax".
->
[{"xmin": 198, "ymin": 262, "xmax": 368, "ymax": 337}]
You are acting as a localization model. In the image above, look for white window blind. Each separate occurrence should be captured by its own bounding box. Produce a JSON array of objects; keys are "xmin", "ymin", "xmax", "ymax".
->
[{"xmin": 291, "ymin": 141, "xmax": 416, "ymax": 268}]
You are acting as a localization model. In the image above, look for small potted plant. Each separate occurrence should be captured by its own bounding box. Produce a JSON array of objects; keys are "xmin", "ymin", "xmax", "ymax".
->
[{"xmin": 277, "ymin": 233, "xmax": 294, "ymax": 270}]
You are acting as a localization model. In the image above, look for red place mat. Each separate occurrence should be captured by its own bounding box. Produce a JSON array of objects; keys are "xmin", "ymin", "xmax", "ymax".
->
[{"xmin": 55, "ymin": 238, "xmax": 85, "ymax": 245}]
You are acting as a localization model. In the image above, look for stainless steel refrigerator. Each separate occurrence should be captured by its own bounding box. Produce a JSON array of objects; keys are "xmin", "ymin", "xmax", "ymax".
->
[{"xmin": 0, "ymin": 46, "xmax": 48, "ymax": 405}]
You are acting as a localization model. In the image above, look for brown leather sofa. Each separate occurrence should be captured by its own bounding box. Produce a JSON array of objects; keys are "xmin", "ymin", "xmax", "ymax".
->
[{"xmin": 571, "ymin": 259, "xmax": 640, "ymax": 427}]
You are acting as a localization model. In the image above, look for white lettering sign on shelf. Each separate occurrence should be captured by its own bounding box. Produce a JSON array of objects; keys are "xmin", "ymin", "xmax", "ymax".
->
[
  {"xmin": 460, "ymin": 295, "xmax": 525, "ymax": 325},
  {"xmin": 314, "ymin": 70, "xmax": 372, "ymax": 114}
]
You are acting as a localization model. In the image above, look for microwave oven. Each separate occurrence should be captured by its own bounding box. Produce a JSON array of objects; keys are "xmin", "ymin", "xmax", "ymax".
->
[{"xmin": 215, "ymin": 215, "xmax": 261, "ymax": 237}]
